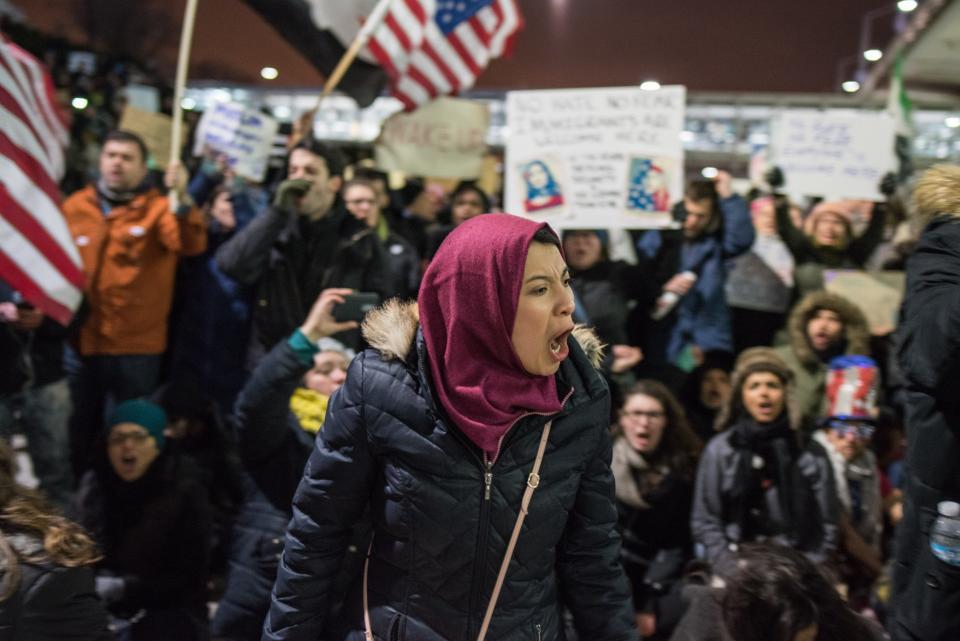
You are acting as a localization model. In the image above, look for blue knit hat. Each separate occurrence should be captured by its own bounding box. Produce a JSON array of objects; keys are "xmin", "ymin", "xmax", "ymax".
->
[{"xmin": 108, "ymin": 399, "xmax": 167, "ymax": 451}]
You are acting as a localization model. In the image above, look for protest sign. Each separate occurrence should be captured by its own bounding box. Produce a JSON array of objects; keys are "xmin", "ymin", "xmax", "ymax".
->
[
  {"xmin": 375, "ymin": 98, "xmax": 489, "ymax": 179},
  {"xmin": 505, "ymin": 85, "xmax": 686, "ymax": 229},
  {"xmin": 118, "ymin": 106, "xmax": 172, "ymax": 169},
  {"xmin": 124, "ymin": 84, "xmax": 160, "ymax": 113},
  {"xmin": 824, "ymin": 269, "xmax": 906, "ymax": 335},
  {"xmin": 770, "ymin": 110, "xmax": 896, "ymax": 201},
  {"xmin": 193, "ymin": 102, "xmax": 279, "ymax": 181}
]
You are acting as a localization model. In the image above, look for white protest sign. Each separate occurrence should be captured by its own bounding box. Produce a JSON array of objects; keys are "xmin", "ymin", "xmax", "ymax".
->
[
  {"xmin": 770, "ymin": 110, "xmax": 896, "ymax": 201},
  {"xmin": 505, "ymin": 85, "xmax": 686, "ymax": 229},
  {"xmin": 375, "ymin": 97, "xmax": 489, "ymax": 179},
  {"xmin": 193, "ymin": 103, "xmax": 279, "ymax": 181}
]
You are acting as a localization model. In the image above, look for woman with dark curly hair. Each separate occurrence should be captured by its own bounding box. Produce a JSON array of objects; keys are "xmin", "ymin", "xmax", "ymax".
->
[
  {"xmin": 0, "ymin": 438, "xmax": 110, "ymax": 640},
  {"xmin": 612, "ymin": 380, "xmax": 701, "ymax": 640}
]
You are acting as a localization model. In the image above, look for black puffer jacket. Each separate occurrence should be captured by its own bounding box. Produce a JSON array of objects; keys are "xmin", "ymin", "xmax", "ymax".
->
[
  {"xmin": 262, "ymin": 301, "xmax": 637, "ymax": 641},
  {"xmin": 892, "ymin": 206, "xmax": 960, "ymax": 640},
  {"xmin": 0, "ymin": 533, "xmax": 111, "ymax": 641}
]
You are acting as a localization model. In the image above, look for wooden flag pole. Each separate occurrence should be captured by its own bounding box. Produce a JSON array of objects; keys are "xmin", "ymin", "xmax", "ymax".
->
[
  {"xmin": 168, "ymin": 0, "xmax": 201, "ymax": 209},
  {"xmin": 291, "ymin": 0, "xmax": 395, "ymax": 148}
]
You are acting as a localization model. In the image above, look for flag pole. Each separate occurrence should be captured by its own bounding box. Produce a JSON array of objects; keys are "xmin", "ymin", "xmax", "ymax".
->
[
  {"xmin": 291, "ymin": 0, "xmax": 394, "ymax": 148},
  {"xmin": 168, "ymin": 0, "xmax": 201, "ymax": 209}
]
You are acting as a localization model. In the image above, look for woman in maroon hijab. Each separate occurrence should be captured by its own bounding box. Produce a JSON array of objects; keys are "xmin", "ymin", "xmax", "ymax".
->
[{"xmin": 262, "ymin": 213, "xmax": 637, "ymax": 641}]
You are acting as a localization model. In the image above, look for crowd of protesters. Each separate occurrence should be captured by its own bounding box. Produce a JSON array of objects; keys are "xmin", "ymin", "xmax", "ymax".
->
[{"xmin": 1, "ymin": 31, "xmax": 959, "ymax": 641}]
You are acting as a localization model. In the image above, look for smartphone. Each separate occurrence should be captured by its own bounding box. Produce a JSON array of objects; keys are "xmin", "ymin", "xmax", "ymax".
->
[{"xmin": 333, "ymin": 292, "xmax": 380, "ymax": 323}]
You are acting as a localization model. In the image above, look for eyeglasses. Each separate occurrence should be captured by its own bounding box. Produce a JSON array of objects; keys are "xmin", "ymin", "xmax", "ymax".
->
[
  {"xmin": 829, "ymin": 422, "xmax": 875, "ymax": 440},
  {"xmin": 108, "ymin": 431, "xmax": 151, "ymax": 447},
  {"xmin": 623, "ymin": 410, "xmax": 666, "ymax": 421}
]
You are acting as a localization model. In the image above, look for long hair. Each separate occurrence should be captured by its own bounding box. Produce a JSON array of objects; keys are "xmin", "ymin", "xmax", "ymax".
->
[
  {"xmin": 618, "ymin": 379, "xmax": 702, "ymax": 483},
  {"xmin": 722, "ymin": 543, "xmax": 878, "ymax": 641},
  {"xmin": 0, "ymin": 439, "xmax": 100, "ymax": 601}
]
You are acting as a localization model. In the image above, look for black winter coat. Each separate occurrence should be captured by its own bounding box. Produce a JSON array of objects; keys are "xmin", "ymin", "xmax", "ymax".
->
[
  {"xmin": 0, "ymin": 533, "xmax": 111, "ymax": 641},
  {"xmin": 892, "ymin": 214, "xmax": 960, "ymax": 641},
  {"xmin": 211, "ymin": 338, "xmax": 324, "ymax": 641},
  {"xmin": 262, "ymin": 302, "xmax": 637, "ymax": 641}
]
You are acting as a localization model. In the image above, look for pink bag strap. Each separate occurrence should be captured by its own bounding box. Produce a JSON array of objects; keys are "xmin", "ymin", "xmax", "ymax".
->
[{"xmin": 363, "ymin": 420, "xmax": 553, "ymax": 641}]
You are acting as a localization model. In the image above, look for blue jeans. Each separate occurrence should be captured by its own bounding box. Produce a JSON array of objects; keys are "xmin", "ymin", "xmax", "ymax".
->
[
  {"xmin": 0, "ymin": 378, "xmax": 74, "ymax": 507},
  {"xmin": 65, "ymin": 349, "xmax": 161, "ymax": 475}
]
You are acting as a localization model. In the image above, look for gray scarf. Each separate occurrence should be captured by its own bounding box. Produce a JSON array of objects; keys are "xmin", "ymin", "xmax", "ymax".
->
[{"xmin": 96, "ymin": 177, "xmax": 141, "ymax": 205}]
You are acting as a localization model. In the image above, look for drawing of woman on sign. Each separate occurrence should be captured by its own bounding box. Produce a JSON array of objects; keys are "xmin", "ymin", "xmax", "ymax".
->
[
  {"xmin": 627, "ymin": 157, "xmax": 672, "ymax": 212},
  {"xmin": 522, "ymin": 159, "xmax": 565, "ymax": 213}
]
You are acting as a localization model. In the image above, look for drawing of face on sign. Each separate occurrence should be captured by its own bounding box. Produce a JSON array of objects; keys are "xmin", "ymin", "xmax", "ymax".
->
[
  {"xmin": 626, "ymin": 157, "xmax": 673, "ymax": 212},
  {"xmin": 522, "ymin": 159, "xmax": 565, "ymax": 213}
]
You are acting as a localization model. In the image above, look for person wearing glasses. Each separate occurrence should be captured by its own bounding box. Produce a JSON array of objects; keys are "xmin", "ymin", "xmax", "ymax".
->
[
  {"xmin": 691, "ymin": 348, "xmax": 840, "ymax": 580},
  {"xmin": 814, "ymin": 356, "xmax": 885, "ymax": 612},
  {"xmin": 70, "ymin": 399, "xmax": 213, "ymax": 641},
  {"xmin": 612, "ymin": 380, "xmax": 702, "ymax": 640}
]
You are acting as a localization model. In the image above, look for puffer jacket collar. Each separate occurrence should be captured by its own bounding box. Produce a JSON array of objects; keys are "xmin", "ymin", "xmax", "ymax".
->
[{"xmin": 786, "ymin": 290, "xmax": 871, "ymax": 368}]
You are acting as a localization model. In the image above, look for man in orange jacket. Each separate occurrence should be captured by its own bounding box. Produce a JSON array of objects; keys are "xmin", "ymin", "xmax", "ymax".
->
[{"xmin": 62, "ymin": 130, "xmax": 207, "ymax": 473}]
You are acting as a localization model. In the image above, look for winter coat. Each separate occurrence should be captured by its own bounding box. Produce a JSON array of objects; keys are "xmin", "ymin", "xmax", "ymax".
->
[
  {"xmin": 62, "ymin": 184, "xmax": 207, "ymax": 355},
  {"xmin": 774, "ymin": 291, "xmax": 872, "ymax": 427},
  {"xmin": 215, "ymin": 204, "xmax": 389, "ymax": 359},
  {"xmin": 211, "ymin": 336, "xmax": 327, "ymax": 641},
  {"xmin": 0, "ymin": 532, "xmax": 111, "ymax": 641},
  {"xmin": 570, "ymin": 259, "xmax": 657, "ymax": 347},
  {"xmin": 169, "ymin": 172, "xmax": 265, "ymax": 411},
  {"xmin": 636, "ymin": 195, "xmax": 754, "ymax": 366},
  {"xmin": 691, "ymin": 348, "xmax": 839, "ymax": 578},
  {"xmin": 70, "ymin": 453, "xmax": 213, "ymax": 622},
  {"xmin": 774, "ymin": 197, "xmax": 886, "ymax": 298},
  {"xmin": 612, "ymin": 437, "xmax": 693, "ymax": 637},
  {"xmin": 0, "ymin": 280, "xmax": 74, "ymax": 392},
  {"xmin": 891, "ymin": 177, "xmax": 960, "ymax": 641},
  {"xmin": 262, "ymin": 301, "xmax": 637, "ymax": 641}
]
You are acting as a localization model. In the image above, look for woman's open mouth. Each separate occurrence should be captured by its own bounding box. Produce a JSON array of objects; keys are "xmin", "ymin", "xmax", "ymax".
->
[{"xmin": 549, "ymin": 329, "xmax": 573, "ymax": 362}]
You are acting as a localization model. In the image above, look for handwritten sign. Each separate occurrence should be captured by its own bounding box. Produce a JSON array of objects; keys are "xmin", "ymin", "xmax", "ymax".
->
[
  {"xmin": 770, "ymin": 110, "xmax": 896, "ymax": 201},
  {"xmin": 118, "ymin": 106, "xmax": 171, "ymax": 169},
  {"xmin": 505, "ymin": 86, "xmax": 686, "ymax": 229},
  {"xmin": 193, "ymin": 102, "xmax": 279, "ymax": 181},
  {"xmin": 375, "ymin": 97, "xmax": 489, "ymax": 179},
  {"xmin": 824, "ymin": 269, "xmax": 905, "ymax": 335}
]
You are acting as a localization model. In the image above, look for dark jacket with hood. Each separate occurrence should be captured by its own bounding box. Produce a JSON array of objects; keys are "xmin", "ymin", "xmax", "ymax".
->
[
  {"xmin": 215, "ymin": 202, "xmax": 389, "ymax": 359},
  {"xmin": 774, "ymin": 291, "xmax": 871, "ymax": 427},
  {"xmin": 261, "ymin": 301, "xmax": 637, "ymax": 641},
  {"xmin": 891, "ymin": 166, "xmax": 960, "ymax": 641},
  {"xmin": 691, "ymin": 348, "xmax": 840, "ymax": 578},
  {"xmin": 0, "ymin": 532, "xmax": 111, "ymax": 641},
  {"xmin": 211, "ymin": 333, "xmax": 337, "ymax": 641}
]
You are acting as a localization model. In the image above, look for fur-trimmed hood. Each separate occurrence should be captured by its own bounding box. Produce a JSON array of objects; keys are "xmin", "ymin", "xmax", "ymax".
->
[
  {"xmin": 714, "ymin": 347, "xmax": 804, "ymax": 433},
  {"xmin": 786, "ymin": 290, "xmax": 871, "ymax": 368},
  {"xmin": 913, "ymin": 164, "xmax": 960, "ymax": 226},
  {"xmin": 362, "ymin": 299, "xmax": 605, "ymax": 369}
]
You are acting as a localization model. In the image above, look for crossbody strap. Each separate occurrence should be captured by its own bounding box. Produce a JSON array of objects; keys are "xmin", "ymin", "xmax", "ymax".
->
[
  {"xmin": 476, "ymin": 420, "xmax": 552, "ymax": 641},
  {"xmin": 363, "ymin": 420, "xmax": 552, "ymax": 641}
]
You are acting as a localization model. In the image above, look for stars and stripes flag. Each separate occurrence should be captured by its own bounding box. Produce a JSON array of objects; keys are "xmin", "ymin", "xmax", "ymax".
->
[
  {"xmin": 366, "ymin": 0, "xmax": 522, "ymax": 110},
  {"xmin": 0, "ymin": 35, "xmax": 83, "ymax": 325}
]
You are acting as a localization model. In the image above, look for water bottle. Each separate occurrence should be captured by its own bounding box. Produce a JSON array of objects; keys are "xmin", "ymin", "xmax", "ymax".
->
[
  {"xmin": 930, "ymin": 500, "xmax": 960, "ymax": 566},
  {"xmin": 651, "ymin": 271, "xmax": 697, "ymax": 320}
]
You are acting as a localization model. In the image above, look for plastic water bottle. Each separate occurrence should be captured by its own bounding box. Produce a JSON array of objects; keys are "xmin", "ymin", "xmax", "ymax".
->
[
  {"xmin": 651, "ymin": 271, "xmax": 697, "ymax": 320},
  {"xmin": 930, "ymin": 500, "xmax": 960, "ymax": 566}
]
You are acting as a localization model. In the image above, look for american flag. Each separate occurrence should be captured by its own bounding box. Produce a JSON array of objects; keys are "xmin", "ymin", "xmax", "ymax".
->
[
  {"xmin": 366, "ymin": 0, "xmax": 522, "ymax": 110},
  {"xmin": 0, "ymin": 35, "xmax": 83, "ymax": 325}
]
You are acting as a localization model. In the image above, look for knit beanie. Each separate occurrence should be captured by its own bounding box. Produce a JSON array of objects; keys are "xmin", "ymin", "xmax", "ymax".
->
[{"xmin": 108, "ymin": 399, "xmax": 167, "ymax": 451}]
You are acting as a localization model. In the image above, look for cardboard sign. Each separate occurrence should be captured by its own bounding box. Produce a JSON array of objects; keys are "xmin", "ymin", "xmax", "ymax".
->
[
  {"xmin": 118, "ymin": 106, "xmax": 172, "ymax": 169},
  {"xmin": 375, "ymin": 97, "xmax": 489, "ymax": 179},
  {"xmin": 504, "ymin": 85, "xmax": 686, "ymax": 229},
  {"xmin": 824, "ymin": 269, "xmax": 906, "ymax": 335},
  {"xmin": 770, "ymin": 110, "xmax": 897, "ymax": 201},
  {"xmin": 193, "ymin": 102, "xmax": 279, "ymax": 181}
]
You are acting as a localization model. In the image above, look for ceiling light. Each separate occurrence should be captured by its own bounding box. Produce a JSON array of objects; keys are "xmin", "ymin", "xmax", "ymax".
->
[
  {"xmin": 946, "ymin": 116, "xmax": 960, "ymax": 128},
  {"xmin": 701, "ymin": 167, "xmax": 718, "ymax": 179},
  {"xmin": 842, "ymin": 80, "xmax": 861, "ymax": 93},
  {"xmin": 260, "ymin": 66, "xmax": 279, "ymax": 80},
  {"xmin": 897, "ymin": 0, "xmax": 918, "ymax": 12},
  {"xmin": 863, "ymin": 49, "xmax": 883, "ymax": 62},
  {"xmin": 71, "ymin": 96, "xmax": 88, "ymax": 110},
  {"xmin": 181, "ymin": 97, "xmax": 197, "ymax": 110},
  {"xmin": 640, "ymin": 80, "xmax": 661, "ymax": 91}
]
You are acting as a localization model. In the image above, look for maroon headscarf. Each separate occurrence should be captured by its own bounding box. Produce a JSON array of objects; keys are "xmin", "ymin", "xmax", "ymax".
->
[{"xmin": 418, "ymin": 213, "xmax": 564, "ymax": 459}]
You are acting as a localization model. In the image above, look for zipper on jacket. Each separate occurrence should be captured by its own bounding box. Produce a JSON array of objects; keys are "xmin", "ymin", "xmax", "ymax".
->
[
  {"xmin": 535, "ymin": 623, "xmax": 543, "ymax": 641},
  {"xmin": 484, "ymin": 459, "xmax": 493, "ymax": 501}
]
